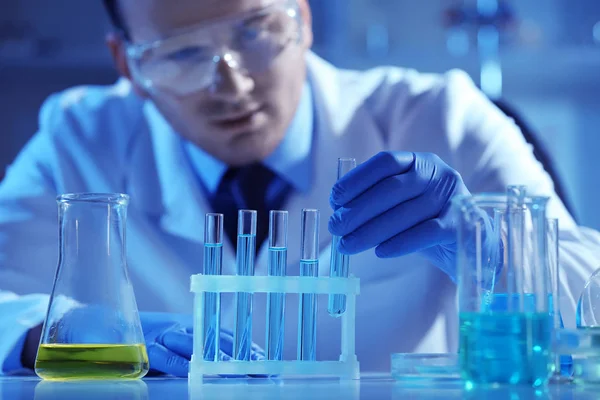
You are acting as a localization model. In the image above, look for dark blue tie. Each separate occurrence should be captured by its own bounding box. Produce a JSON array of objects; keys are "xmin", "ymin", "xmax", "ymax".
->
[{"xmin": 210, "ymin": 164, "xmax": 292, "ymax": 253}]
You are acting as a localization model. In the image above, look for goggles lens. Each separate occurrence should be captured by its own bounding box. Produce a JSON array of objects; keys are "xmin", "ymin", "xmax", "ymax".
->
[{"xmin": 126, "ymin": 2, "xmax": 301, "ymax": 95}]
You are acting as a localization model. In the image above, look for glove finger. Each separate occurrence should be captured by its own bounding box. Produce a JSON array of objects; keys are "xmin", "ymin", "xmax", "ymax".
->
[
  {"xmin": 216, "ymin": 329, "xmax": 265, "ymax": 360},
  {"xmin": 374, "ymin": 218, "xmax": 453, "ymax": 258},
  {"xmin": 338, "ymin": 195, "xmax": 439, "ymax": 255},
  {"xmin": 250, "ymin": 342, "xmax": 265, "ymax": 358},
  {"xmin": 218, "ymin": 330, "xmax": 234, "ymax": 358},
  {"xmin": 328, "ymin": 173, "xmax": 426, "ymax": 237},
  {"xmin": 219, "ymin": 328, "xmax": 235, "ymax": 342},
  {"xmin": 218, "ymin": 349, "xmax": 233, "ymax": 361},
  {"xmin": 146, "ymin": 342, "xmax": 189, "ymax": 377},
  {"xmin": 160, "ymin": 330, "xmax": 194, "ymax": 360},
  {"xmin": 330, "ymin": 152, "xmax": 415, "ymax": 207}
]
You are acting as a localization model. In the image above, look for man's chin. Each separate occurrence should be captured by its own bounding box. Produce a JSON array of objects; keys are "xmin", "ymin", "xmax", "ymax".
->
[{"xmin": 225, "ymin": 133, "xmax": 282, "ymax": 166}]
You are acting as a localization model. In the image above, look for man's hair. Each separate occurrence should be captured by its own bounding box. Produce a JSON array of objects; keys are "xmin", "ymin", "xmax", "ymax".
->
[{"xmin": 103, "ymin": 0, "xmax": 129, "ymax": 38}]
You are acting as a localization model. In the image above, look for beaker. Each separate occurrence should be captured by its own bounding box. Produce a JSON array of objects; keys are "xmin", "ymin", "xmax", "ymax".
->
[
  {"xmin": 35, "ymin": 193, "xmax": 148, "ymax": 381},
  {"xmin": 453, "ymin": 188, "xmax": 553, "ymax": 387},
  {"xmin": 577, "ymin": 266, "xmax": 600, "ymax": 328},
  {"xmin": 575, "ymin": 265, "xmax": 600, "ymax": 381}
]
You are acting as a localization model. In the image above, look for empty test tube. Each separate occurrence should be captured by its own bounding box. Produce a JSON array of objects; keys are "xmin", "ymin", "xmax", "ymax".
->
[
  {"xmin": 298, "ymin": 209, "xmax": 320, "ymax": 361},
  {"xmin": 203, "ymin": 213, "xmax": 224, "ymax": 361},
  {"xmin": 266, "ymin": 211, "xmax": 288, "ymax": 361},
  {"xmin": 328, "ymin": 158, "xmax": 357, "ymax": 317},
  {"xmin": 233, "ymin": 210, "xmax": 257, "ymax": 361}
]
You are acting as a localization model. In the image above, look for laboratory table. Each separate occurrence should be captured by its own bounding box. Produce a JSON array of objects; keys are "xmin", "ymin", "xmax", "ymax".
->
[{"xmin": 1, "ymin": 374, "xmax": 598, "ymax": 400}]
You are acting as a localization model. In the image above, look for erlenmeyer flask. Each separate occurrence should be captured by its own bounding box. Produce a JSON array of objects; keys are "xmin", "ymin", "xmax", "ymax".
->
[{"xmin": 35, "ymin": 193, "xmax": 148, "ymax": 381}]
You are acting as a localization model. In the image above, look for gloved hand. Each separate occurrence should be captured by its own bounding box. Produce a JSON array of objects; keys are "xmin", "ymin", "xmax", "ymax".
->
[
  {"xmin": 328, "ymin": 151, "xmax": 471, "ymax": 280},
  {"xmin": 140, "ymin": 312, "xmax": 265, "ymax": 377}
]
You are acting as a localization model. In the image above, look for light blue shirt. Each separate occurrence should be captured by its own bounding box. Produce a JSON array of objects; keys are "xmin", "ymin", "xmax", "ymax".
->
[{"xmin": 183, "ymin": 82, "xmax": 314, "ymax": 196}]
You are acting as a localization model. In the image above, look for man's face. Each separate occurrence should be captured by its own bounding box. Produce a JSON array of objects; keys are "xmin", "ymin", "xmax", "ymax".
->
[{"xmin": 114, "ymin": 0, "xmax": 312, "ymax": 166}]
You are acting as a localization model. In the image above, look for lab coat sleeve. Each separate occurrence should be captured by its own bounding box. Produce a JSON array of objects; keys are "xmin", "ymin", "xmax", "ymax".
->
[
  {"xmin": 0, "ymin": 95, "xmax": 65, "ymax": 373},
  {"xmin": 439, "ymin": 70, "xmax": 600, "ymax": 327}
]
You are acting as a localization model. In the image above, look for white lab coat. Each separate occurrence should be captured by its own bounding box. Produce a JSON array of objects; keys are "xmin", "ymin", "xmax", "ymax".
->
[{"xmin": 1, "ymin": 52, "xmax": 599, "ymax": 373}]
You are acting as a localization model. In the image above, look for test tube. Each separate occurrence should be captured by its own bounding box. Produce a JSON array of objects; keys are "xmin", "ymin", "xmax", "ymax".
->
[
  {"xmin": 265, "ymin": 211, "xmax": 288, "ymax": 361},
  {"xmin": 547, "ymin": 218, "xmax": 573, "ymax": 381},
  {"xmin": 233, "ymin": 210, "xmax": 257, "ymax": 361},
  {"xmin": 506, "ymin": 185, "xmax": 527, "ymax": 313},
  {"xmin": 202, "ymin": 213, "xmax": 224, "ymax": 361},
  {"xmin": 298, "ymin": 209, "xmax": 320, "ymax": 361},
  {"xmin": 328, "ymin": 158, "xmax": 357, "ymax": 317}
]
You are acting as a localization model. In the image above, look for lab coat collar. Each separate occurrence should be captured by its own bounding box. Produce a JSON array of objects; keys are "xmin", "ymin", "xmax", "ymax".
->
[
  {"xmin": 129, "ymin": 52, "xmax": 386, "ymax": 273},
  {"xmin": 138, "ymin": 101, "xmax": 212, "ymax": 246}
]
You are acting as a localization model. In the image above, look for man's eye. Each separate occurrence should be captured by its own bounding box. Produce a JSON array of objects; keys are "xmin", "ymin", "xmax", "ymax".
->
[
  {"xmin": 239, "ymin": 26, "xmax": 261, "ymax": 42},
  {"xmin": 165, "ymin": 47, "xmax": 209, "ymax": 62}
]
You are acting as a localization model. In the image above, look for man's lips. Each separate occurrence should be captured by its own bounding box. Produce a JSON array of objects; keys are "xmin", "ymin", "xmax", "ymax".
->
[
  {"xmin": 206, "ymin": 104, "xmax": 267, "ymax": 134},
  {"xmin": 208, "ymin": 104, "xmax": 263, "ymax": 125}
]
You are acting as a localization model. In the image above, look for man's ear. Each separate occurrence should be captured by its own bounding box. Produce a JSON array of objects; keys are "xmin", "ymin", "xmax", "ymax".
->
[
  {"xmin": 298, "ymin": 0, "xmax": 313, "ymax": 49},
  {"xmin": 105, "ymin": 32, "xmax": 149, "ymax": 98}
]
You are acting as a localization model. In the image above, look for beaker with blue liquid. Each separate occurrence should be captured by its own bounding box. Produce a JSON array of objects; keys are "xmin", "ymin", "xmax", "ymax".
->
[{"xmin": 453, "ymin": 187, "xmax": 553, "ymax": 387}]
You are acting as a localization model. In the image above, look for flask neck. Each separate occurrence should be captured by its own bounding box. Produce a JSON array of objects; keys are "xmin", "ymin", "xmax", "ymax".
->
[{"xmin": 58, "ymin": 201, "xmax": 127, "ymax": 270}]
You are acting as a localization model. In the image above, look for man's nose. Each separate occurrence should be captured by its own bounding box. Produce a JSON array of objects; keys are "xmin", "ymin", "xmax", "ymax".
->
[{"xmin": 209, "ymin": 53, "xmax": 255, "ymax": 99}]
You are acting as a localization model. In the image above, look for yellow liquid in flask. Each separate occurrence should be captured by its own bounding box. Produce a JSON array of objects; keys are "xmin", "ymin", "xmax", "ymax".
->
[{"xmin": 35, "ymin": 343, "xmax": 149, "ymax": 381}]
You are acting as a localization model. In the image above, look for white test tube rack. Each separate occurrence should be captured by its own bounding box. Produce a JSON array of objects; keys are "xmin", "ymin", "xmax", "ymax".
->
[{"xmin": 189, "ymin": 274, "xmax": 361, "ymax": 381}]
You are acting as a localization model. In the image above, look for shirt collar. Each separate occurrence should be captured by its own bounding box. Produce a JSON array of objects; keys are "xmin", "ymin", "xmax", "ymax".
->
[{"xmin": 184, "ymin": 81, "xmax": 314, "ymax": 195}]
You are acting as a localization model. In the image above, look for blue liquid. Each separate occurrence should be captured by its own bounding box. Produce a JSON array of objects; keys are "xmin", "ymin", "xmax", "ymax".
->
[
  {"xmin": 266, "ymin": 247, "xmax": 287, "ymax": 361},
  {"xmin": 202, "ymin": 243, "xmax": 223, "ymax": 361},
  {"xmin": 459, "ymin": 312, "xmax": 553, "ymax": 387},
  {"xmin": 328, "ymin": 235, "xmax": 349, "ymax": 317},
  {"xmin": 550, "ymin": 294, "xmax": 573, "ymax": 376},
  {"xmin": 233, "ymin": 234, "xmax": 256, "ymax": 361},
  {"xmin": 298, "ymin": 259, "xmax": 318, "ymax": 361}
]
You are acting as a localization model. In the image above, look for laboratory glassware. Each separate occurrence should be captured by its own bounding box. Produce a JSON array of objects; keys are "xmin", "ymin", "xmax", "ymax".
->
[
  {"xmin": 233, "ymin": 209, "xmax": 257, "ymax": 361},
  {"xmin": 546, "ymin": 218, "xmax": 572, "ymax": 382},
  {"xmin": 453, "ymin": 187, "xmax": 553, "ymax": 387},
  {"xmin": 577, "ymin": 266, "xmax": 600, "ymax": 328},
  {"xmin": 328, "ymin": 157, "xmax": 357, "ymax": 317},
  {"xmin": 35, "ymin": 193, "xmax": 148, "ymax": 380},
  {"xmin": 298, "ymin": 209, "xmax": 320, "ymax": 361},
  {"xmin": 202, "ymin": 213, "xmax": 224, "ymax": 361},
  {"xmin": 266, "ymin": 210, "xmax": 288, "ymax": 361}
]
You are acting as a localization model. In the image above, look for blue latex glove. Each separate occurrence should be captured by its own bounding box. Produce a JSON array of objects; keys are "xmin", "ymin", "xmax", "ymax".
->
[
  {"xmin": 140, "ymin": 312, "xmax": 265, "ymax": 377},
  {"xmin": 328, "ymin": 151, "xmax": 470, "ymax": 280}
]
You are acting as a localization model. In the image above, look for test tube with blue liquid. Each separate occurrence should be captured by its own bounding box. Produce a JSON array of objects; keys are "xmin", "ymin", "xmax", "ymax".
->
[
  {"xmin": 202, "ymin": 213, "xmax": 224, "ymax": 361},
  {"xmin": 233, "ymin": 210, "xmax": 257, "ymax": 361},
  {"xmin": 266, "ymin": 211, "xmax": 288, "ymax": 361},
  {"xmin": 547, "ymin": 218, "xmax": 573, "ymax": 381},
  {"xmin": 298, "ymin": 209, "xmax": 320, "ymax": 361},
  {"xmin": 328, "ymin": 158, "xmax": 356, "ymax": 317}
]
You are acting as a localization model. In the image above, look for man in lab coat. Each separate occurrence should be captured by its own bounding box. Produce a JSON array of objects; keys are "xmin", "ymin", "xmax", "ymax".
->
[{"xmin": 1, "ymin": 0, "xmax": 599, "ymax": 376}]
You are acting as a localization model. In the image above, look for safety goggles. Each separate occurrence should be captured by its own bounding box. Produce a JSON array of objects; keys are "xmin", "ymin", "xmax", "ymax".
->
[{"xmin": 125, "ymin": 0, "xmax": 302, "ymax": 95}]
